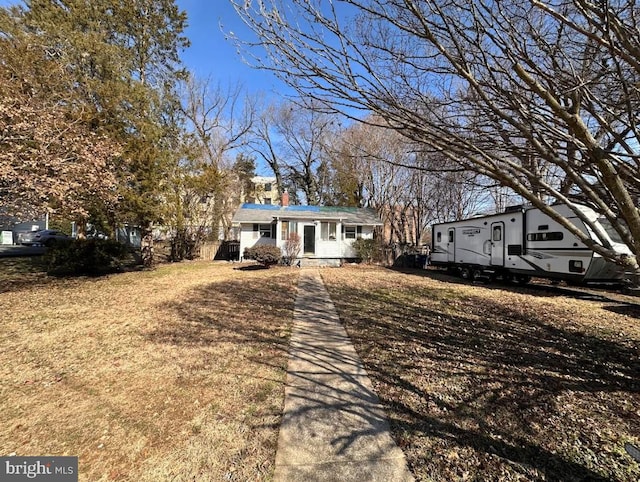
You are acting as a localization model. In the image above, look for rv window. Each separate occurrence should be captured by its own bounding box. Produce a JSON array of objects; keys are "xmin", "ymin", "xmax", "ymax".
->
[
  {"xmin": 436, "ymin": 232, "xmax": 441, "ymax": 242},
  {"xmin": 508, "ymin": 244, "xmax": 522, "ymax": 255},
  {"xmin": 448, "ymin": 231, "xmax": 454, "ymax": 242},
  {"xmin": 492, "ymin": 226, "xmax": 502, "ymax": 241},
  {"xmin": 527, "ymin": 232, "xmax": 563, "ymax": 241},
  {"xmin": 538, "ymin": 225, "xmax": 549, "ymax": 231},
  {"xmin": 597, "ymin": 217, "xmax": 625, "ymax": 244}
]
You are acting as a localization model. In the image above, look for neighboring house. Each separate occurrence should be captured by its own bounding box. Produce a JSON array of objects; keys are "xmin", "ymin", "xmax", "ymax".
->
[
  {"xmin": 247, "ymin": 176, "xmax": 279, "ymax": 205},
  {"xmin": 232, "ymin": 193, "xmax": 382, "ymax": 264}
]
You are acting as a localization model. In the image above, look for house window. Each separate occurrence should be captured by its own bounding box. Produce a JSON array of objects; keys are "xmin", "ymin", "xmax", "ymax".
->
[
  {"xmin": 321, "ymin": 222, "xmax": 337, "ymax": 241},
  {"xmin": 281, "ymin": 221, "xmax": 297, "ymax": 240},
  {"xmin": 264, "ymin": 183, "xmax": 272, "ymax": 192},
  {"xmin": 253, "ymin": 223, "xmax": 273, "ymax": 238},
  {"xmin": 343, "ymin": 225, "xmax": 362, "ymax": 239},
  {"xmin": 345, "ymin": 226, "xmax": 356, "ymax": 239},
  {"xmin": 264, "ymin": 198, "xmax": 272, "ymax": 205}
]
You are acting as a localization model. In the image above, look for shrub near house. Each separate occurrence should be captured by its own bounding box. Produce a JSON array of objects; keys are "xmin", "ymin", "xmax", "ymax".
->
[
  {"xmin": 243, "ymin": 245, "xmax": 282, "ymax": 267},
  {"xmin": 45, "ymin": 238, "xmax": 133, "ymax": 276},
  {"xmin": 352, "ymin": 238, "xmax": 383, "ymax": 264}
]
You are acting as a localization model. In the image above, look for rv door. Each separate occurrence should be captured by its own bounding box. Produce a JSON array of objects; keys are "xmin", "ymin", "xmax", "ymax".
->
[
  {"xmin": 490, "ymin": 222, "xmax": 505, "ymax": 266},
  {"xmin": 447, "ymin": 228, "xmax": 455, "ymax": 262}
]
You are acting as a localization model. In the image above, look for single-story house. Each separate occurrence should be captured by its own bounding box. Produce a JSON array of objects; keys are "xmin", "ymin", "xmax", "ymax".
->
[{"xmin": 231, "ymin": 200, "xmax": 382, "ymax": 264}]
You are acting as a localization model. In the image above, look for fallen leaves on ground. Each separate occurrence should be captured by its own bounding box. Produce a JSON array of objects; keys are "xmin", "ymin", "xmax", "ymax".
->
[
  {"xmin": 0, "ymin": 261, "xmax": 299, "ymax": 481},
  {"xmin": 322, "ymin": 266, "xmax": 640, "ymax": 482}
]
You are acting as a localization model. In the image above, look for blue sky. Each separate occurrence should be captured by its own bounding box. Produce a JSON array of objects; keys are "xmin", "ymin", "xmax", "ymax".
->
[
  {"xmin": 176, "ymin": 1, "xmax": 286, "ymax": 96},
  {"xmin": 0, "ymin": 0, "xmax": 291, "ymax": 175},
  {"xmin": 0, "ymin": 0, "xmax": 286, "ymax": 97}
]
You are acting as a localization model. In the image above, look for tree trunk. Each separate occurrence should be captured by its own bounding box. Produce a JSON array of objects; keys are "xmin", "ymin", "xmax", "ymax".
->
[{"xmin": 141, "ymin": 225, "xmax": 154, "ymax": 268}]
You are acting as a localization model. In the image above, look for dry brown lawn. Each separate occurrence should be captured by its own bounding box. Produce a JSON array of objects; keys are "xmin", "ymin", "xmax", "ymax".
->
[
  {"xmin": 321, "ymin": 266, "xmax": 640, "ymax": 482},
  {"xmin": 0, "ymin": 259, "xmax": 299, "ymax": 481}
]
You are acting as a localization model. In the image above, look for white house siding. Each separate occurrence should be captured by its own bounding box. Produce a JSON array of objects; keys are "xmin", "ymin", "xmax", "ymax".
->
[
  {"xmin": 239, "ymin": 220, "xmax": 376, "ymax": 260},
  {"xmin": 233, "ymin": 204, "xmax": 381, "ymax": 261},
  {"xmin": 239, "ymin": 224, "xmax": 276, "ymax": 256}
]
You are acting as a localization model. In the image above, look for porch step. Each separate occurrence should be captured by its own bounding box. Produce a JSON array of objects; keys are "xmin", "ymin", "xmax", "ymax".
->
[{"xmin": 297, "ymin": 257, "xmax": 342, "ymax": 268}]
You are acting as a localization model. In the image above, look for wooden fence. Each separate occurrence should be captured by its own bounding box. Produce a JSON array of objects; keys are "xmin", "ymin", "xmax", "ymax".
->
[
  {"xmin": 199, "ymin": 241, "xmax": 240, "ymax": 261},
  {"xmin": 199, "ymin": 242, "xmax": 220, "ymax": 261}
]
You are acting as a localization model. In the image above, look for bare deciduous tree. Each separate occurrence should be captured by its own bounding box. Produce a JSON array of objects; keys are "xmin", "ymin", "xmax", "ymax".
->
[
  {"xmin": 181, "ymin": 78, "xmax": 255, "ymax": 170},
  {"xmin": 249, "ymin": 99, "xmax": 339, "ymax": 204},
  {"xmin": 172, "ymin": 77, "xmax": 256, "ymax": 250},
  {"xmin": 232, "ymin": 0, "xmax": 640, "ymax": 274},
  {"xmin": 331, "ymin": 120, "xmax": 486, "ymax": 248},
  {"xmin": 283, "ymin": 232, "xmax": 302, "ymax": 264}
]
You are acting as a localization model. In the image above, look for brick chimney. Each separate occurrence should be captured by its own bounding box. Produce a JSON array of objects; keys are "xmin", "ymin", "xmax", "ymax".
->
[{"xmin": 281, "ymin": 190, "xmax": 289, "ymax": 207}]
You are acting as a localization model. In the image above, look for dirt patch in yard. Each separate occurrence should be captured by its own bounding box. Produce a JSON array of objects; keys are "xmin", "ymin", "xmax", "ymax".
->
[
  {"xmin": 0, "ymin": 262, "xmax": 299, "ymax": 481},
  {"xmin": 321, "ymin": 266, "xmax": 640, "ymax": 481}
]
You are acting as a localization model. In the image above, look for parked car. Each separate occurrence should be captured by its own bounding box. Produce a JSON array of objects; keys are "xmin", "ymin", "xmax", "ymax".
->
[{"xmin": 20, "ymin": 229, "xmax": 71, "ymax": 247}]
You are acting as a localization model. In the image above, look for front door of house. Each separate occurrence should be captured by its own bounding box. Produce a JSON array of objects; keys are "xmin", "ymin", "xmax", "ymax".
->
[{"xmin": 303, "ymin": 225, "xmax": 316, "ymax": 255}]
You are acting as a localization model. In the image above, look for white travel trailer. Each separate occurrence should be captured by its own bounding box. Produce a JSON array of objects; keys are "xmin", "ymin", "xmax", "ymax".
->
[{"xmin": 431, "ymin": 204, "xmax": 632, "ymax": 284}]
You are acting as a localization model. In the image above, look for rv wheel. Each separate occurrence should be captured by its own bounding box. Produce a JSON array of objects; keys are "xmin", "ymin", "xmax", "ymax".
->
[{"xmin": 460, "ymin": 267, "xmax": 472, "ymax": 280}]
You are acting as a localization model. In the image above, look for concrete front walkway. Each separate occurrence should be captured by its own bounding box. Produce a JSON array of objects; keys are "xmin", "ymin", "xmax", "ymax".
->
[{"xmin": 273, "ymin": 270, "xmax": 414, "ymax": 482}]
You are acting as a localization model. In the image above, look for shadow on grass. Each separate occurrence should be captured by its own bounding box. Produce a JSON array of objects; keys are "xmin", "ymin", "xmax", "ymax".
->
[
  {"xmin": 0, "ymin": 253, "xmax": 149, "ymax": 294},
  {"xmin": 403, "ymin": 266, "xmax": 636, "ymax": 301},
  {"xmin": 234, "ymin": 264, "xmax": 269, "ymax": 271},
  {"xmin": 146, "ymin": 272, "xmax": 296, "ymax": 366},
  {"xmin": 0, "ymin": 256, "xmax": 52, "ymax": 293},
  {"xmin": 403, "ymin": 266, "xmax": 640, "ymax": 321},
  {"xmin": 324, "ymin": 272, "xmax": 640, "ymax": 481},
  {"xmin": 603, "ymin": 303, "xmax": 640, "ymax": 319}
]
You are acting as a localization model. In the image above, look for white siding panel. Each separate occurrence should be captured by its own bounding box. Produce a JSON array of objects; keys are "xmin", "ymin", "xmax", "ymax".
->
[
  {"xmin": 239, "ymin": 224, "xmax": 276, "ymax": 258},
  {"xmin": 239, "ymin": 222, "xmax": 376, "ymax": 260}
]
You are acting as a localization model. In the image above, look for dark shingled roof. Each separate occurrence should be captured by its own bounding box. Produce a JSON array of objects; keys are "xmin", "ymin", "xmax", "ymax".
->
[{"xmin": 232, "ymin": 204, "xmax": 382, "ymax": 225}]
